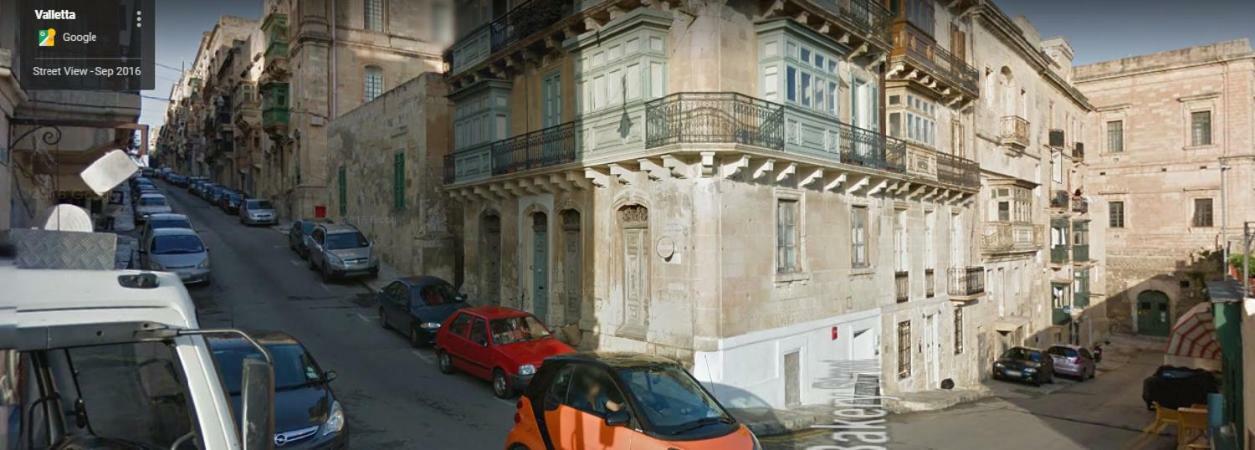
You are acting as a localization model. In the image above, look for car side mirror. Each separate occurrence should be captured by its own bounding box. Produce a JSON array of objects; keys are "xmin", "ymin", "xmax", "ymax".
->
[
  {"xmin": 456, "ymin": 294, "xmax": 467, "ymax": 303},
  {"xmin": 604, "ymin": 409, "xmax": 630, "ymax": 427},
  {"xmin": 323, "ymin": 370, "xmax": 337, "ymax": 383}
]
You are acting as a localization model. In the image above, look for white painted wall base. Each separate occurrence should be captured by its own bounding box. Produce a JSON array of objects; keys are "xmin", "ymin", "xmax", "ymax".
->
[{"xmin": 692, "ymin": 308, "xmax": 882, "ymax": 410}]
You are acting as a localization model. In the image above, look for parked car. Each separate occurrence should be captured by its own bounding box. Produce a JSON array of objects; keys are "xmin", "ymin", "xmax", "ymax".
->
[
  {"xmin": 141, "ymin": 167, "xmax": 156, "ymax": 177},
  {"xmin": 992, "ymin": 346, "xmax": 1054, "ymax": 386},
  {"xmin": 1047, "ymin": 345, "xmax": 1096, "ymax": 380},
  {"xmin": 506, "ymin": 352, "xmax": 760, "ymax": 450},
  {"xmin": 187, "ymin": 177, "xmax": 207, "ymax": 193},
  {"xmin": 288, "ymin": 218, "xmax": 326, "ymax": 258},
  {"xmin": 207, "ymin": 185, "xmax": 228, "ymax": 204},
  {"xmin": 167, "ymin": 174, "xmax": 189, "ymax": 187},
  {"xmin": 307, "ymin": 223, "xmax": 378, "ymax": 280},
  {"xmin": 218, "ymin": 190, "xmax": 243, "ymax": 214},
  {"xmin": 1142, "ymin": 365, "xmax": 1219, "ymax": 410},
  {"xmin": 134, "ymin": 193, "xmax": 173, "ymax": 222},
  {"xmin": 140, "ymin": 228, "xmax": 210, "ymax": 284},
  {"xmin": 377, "ymin": 276, "xmax": 466, "ymax": 347},
  {"xmin": 131, "ymin": 177, "xmax": 155, "ymax": 197},
  {"xmin": 436, "ymin": 306, "xmax": 574, "ymax": 398},
  {"xmin": 140, "ymin": 213, "xmax": 193, "ymax": 251},
  {"xmin": 239, "ymin": 198, "xmax": 278, "ymax": 226},
  {"xmin": 208, "ymin": 332, "xmax": 349, "ymax": 449}
]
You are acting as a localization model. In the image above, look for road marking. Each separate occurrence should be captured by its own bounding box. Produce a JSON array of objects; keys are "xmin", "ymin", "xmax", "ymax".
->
[
  {"xmin": 355, "ymin": 313, "xmax": 372, "ymax": 324},
  {"xmin": 410, "ymin": 349, "xmax": 434, "ymax": 365}
]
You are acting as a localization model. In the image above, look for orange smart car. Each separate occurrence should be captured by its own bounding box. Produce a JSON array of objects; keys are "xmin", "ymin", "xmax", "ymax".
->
[{"xmin": 504, "ymin": 352, "xmax": 760, "ymax": 450}]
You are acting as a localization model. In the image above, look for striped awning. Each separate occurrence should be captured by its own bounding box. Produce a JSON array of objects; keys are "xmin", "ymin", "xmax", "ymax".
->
[{"xmin": 1166, "ymin": 302, "xmax": 1221, "ymax": 361}]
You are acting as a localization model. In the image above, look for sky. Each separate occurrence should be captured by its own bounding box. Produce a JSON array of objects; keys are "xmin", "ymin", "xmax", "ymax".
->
[{"xmin": 139, "ymin": 0, "xmax": 1255, "ymax": 128}]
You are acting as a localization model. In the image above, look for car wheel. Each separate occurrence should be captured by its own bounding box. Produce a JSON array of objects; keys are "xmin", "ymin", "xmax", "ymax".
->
[
  {"xmin": 438, "ymin": 351, "xmax": 454, "ymax": 374},
  {"xmin": 492, "ymin": 369, "xmax": 513, "ymax": 399},
  {"xmin": 379, "ymin": 307, "xmax": 389, "ymax": 330},
  {"xmin": 409, "ymin": 327, "xmax": 422, "ymax": 348},
  {"xmin": 508, "ymin": 445, "xmax": 529, "ymax": 450}
]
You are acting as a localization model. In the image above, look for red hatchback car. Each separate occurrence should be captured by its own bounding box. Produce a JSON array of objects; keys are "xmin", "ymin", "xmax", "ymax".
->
[{"xmin": 435, "ymin": 306, "xmax": 575, "ymax": 398}]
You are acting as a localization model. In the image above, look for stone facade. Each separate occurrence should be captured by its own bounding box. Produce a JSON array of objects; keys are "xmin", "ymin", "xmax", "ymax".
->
[
  {"xmin": 1074, "ymin": 39, "xmax": 1255, "ymax": 336},
  {"xmin": 326, "ymin": 73, "xmax": 457, "ymax": 280}
]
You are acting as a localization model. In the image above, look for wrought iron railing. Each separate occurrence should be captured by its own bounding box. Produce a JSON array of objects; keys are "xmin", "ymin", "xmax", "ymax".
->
[
  {"xmin": 840, "ymin": 126, "xmax": 907, "ymax": 173},
  {"xmin": 809, "ymin": 0, "xmax": 895, "ymax": 48},
  {"xmin": 891, "ymin": 25, "xmax": 978, "ymax": 94},
  {"xmin": 491, "ymin": 120, "xmax": 580, "ymax": 175},
  {"xmin": 645, "ymin": 92, "xmax": 785, "ymax": 150},
  {"xmin": 489, "ymin": 0, "xmax": 575, "ymax": 53},
  {"xmin": 895, "ymin": 271, "xmax": 909, "ymax": 303},
  {"xmin": 1000, "ymin": 116, "xmax": 1029, "ymax": 148},
  {"xmin": 935, "ymin": 151, "xmax": 979, "ymax": 189},
  {"xmin": 948, "ymin": 266, "xmax": 985, "ymax": 297}
]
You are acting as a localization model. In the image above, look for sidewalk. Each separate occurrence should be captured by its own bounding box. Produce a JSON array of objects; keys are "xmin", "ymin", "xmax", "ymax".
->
[{"xmin": 729, "ymin": 387, "xmax": 992, "ymax": 437}]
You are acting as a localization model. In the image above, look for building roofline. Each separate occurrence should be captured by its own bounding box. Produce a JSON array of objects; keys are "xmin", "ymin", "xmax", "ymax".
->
[
  {"xmin": 974, "ymin": 0, "xmax": 1094, "ymax": 111},
  {"xmin": 1074, "ymin": 39, "xmax": 1254, "ymax": 82}
]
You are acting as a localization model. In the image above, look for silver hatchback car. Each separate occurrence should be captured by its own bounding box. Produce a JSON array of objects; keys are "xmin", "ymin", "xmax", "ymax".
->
[
  {"xmin": 239, "ymin": 198, "xmax": 278, "ymax": 225},
  {"xmin": 135, "ymin": 193, "xmax": 173, "ymax": 222},
  {"xmin": 141, "ymin": 228, "xmax": 210, "ymax": 285},
  {"xmin": 307, "ymin": 223, "xmax": 378, "ymax": 281},
  {"xmin": 1047, "ymin": 344, "xmax": 1097, "ymax": 380}
]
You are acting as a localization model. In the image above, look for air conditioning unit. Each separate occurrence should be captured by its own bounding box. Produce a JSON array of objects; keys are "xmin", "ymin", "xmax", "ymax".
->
[{"xmin": 1049, "ymin": 129, "xmax": 1065, "ymax": 148}]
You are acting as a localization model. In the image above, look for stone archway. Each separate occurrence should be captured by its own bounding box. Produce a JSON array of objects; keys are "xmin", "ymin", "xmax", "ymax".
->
[{"xmin": 1135, "ymin": 290, "xmax": 1171, "ymax": 337}]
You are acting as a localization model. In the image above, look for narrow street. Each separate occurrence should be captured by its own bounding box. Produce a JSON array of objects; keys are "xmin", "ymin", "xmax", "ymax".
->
[
  {"xmin": 155, "ymin": 181, "xmax": 515, "ymax": 448},
  {"xmin": 763, "ymin": 349, "xmax": 1177, "ymax": 450}
]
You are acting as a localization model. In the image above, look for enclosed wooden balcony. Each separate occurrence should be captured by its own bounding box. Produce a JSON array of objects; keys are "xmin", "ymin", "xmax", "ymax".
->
[{"xmin": 981, "ymin": 222, "xmax": 1043, "ymax": 255}]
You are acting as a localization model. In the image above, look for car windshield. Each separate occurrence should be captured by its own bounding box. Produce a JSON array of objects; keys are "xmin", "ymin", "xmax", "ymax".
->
[
  {"xmin": 140, "ymin": 197, "xmax": 166, "ymax": 206},
  {"xmin": 490, "ymin": 315, "xmax": 550, "ymax": 345},
  {"xmin": 247, "ymin": 200, "xmax": 274, "ymax": 209},
  {"xmin": 1003, "ymin": 348, "xmax": 1042, "ymax": 362},
  {"xmin": 152, "ymin": 234, "xmax": 205, "ymax": 254},
  {"xmin": 413, "ymin": 281, "xmax": 459, "ymax": 305},
  {"xmin": 301, "ymin": 221, "xmax": 317, "ymax": 233},
  {"xmin": 618, "ymin": 365, "xmax": 732, "ymax": 435},
  {"xmin": 211, "ymin": 343, "xmax": 323, "ymax": 393},
  {"xmin": 149, "ymin": 218, "xmax": 191, "ymax": 230},
  {"xmin": 325, "ymin": 231, "xmax": 368, "ymax": 250}
]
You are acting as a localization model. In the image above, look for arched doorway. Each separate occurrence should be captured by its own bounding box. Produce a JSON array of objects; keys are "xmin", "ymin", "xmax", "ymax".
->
[
  {"xmin": 617, "ymin": 204, "xmax": 649, "ymax": 337},
  {"xmin": 479, "ymin": 212, "xmax": 502, "ymax": 304},
  {"xmin": 1136, "ymin": 290, "xmax": 1171, "ymax": 337},
  {"xmin": 531, "ymin": 212, "xmax": 550, "ymax": 321}
]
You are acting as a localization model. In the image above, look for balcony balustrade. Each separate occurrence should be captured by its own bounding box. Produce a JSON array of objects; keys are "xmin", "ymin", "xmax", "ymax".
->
[
  {"xmin": 890, "ymin": 24, "xmax": 979, "ymax": 97},
  {"xmin": 981, "ymin": 222, "xmax": 1043, "ymax": 254},
  {"xmin": 948, "ymin": 266, "xmax": 985, "ymax": 299},
  {"xmin": 491, "ymin": 120, "xmax": 580, "ymax": 175},
  {"xmin": 999, "ymin": 115, "xmax": 1029, "ymax": 149},
  {"xmin": 895, "ymin": 271, "xmax": 909, "ymax": 303},
  {"xmin": 935, "ymin": 151, "xmax": 980, "ymax": 189},
  {"xmin": 645, "ymin": 92, "xmax": 785, "ymax": 150},
  {"xmin": 447, "ymin": 0, "xmax": 574, "ymax": 75},
  {"xmin": 806, "ymin": 0, "xmax": 895, "ymax": 49}
]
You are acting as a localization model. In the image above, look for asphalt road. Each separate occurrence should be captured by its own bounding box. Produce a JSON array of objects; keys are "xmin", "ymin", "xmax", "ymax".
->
[
  {"xmin": 762, "ymin": 348, "xmax": 1177, "ymax": 450},
  {"xmin": 155, "ymin": 181, "xmax": 516, "ymax": 449}
]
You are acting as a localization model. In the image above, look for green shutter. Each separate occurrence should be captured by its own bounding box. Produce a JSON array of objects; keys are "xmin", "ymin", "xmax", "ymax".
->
[
  {"xmin": 393, "ymin": 153, "xmax": 405, "ymax": 211},
  {"xmin": 338, "ymin": 166, "xmax": 347, "ymax": 216}
]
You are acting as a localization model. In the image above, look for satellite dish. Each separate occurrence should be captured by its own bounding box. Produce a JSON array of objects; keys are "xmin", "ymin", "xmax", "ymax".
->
[{"xmin": 38, "ymin": 204, "xmax": 94, "ymax": 232}]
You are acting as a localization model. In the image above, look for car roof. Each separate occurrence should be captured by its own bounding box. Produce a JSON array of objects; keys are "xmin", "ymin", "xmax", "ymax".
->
[
  {"xmin": 151, "ymin": 228, "xmax": 200, "ymax": 237},
  {"xmin": 396, "ymin": 275, "xmax": 451, "ymax": 287},
  {"xmin": 547, "ymin": 352, "xmax": 680, "ymax": 369},
  {"xmin": 1009, "ymin": 346, "xmax": 1044, "ymax": 352},
  {"xmin": 146, "ymin": 213, "xmax": 189, "ymax": 221},
  {"xmin": 318, "ymin": 223, "xmax": 360, "ymax": 233},
  {"xmin": 2, "ymin": 266, "xmax": 199, "ymax": 339},
  {"xmin": 1049, "ymin": 344, "xmax": 1085, "ymax": 350},
  {"xmin": 461, "ymin": 306, "xmax": 529, "ymax": 319},
  {"xmin": 139, "ymin": 193, "xmax": 165, "ymax": 199}
]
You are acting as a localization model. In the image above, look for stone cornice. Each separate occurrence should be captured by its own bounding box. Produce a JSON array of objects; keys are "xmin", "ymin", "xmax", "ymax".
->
[{"xmin": 972, "ymin": 0, "xmax": 1093, "ymax": 111}]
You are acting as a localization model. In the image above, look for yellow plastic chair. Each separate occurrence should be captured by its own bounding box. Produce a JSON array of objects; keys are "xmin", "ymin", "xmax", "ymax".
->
[
  {"xmin": 1142, "ymin": 402, "xmax": 1180, "ymax": 435},
  {"xmin": 1176, "ymin": 406, "xmax": 1207, "ymax": 449}
]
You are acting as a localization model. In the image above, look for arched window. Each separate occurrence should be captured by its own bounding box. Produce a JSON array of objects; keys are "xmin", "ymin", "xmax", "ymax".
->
[
  {"xmin": 364, "ymin": 66, "xmax": 383, "ymax": 101},
  {"xmin": 364, "ymin": 0, "xmax": 384, "ymax": 31}
]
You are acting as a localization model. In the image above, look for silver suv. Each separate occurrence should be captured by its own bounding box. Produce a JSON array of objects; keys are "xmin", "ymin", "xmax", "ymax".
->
[{"xmin": 308, "ymin": 223, "xmax": 379, "ymax": 281}]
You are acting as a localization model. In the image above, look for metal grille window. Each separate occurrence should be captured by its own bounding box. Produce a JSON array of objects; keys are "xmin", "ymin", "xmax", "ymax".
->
[
  {"xmin": 1193, "ymin": 198, "xmax": 1214, "ymax": 227},
  {"xmin": 1104, "ymin": 201, "xmax": 1124, "ymax": 229},
  {"xmin": 364, "ymin": 0, "xmax": 384, "ymax": 31},
  {"xmin": 1191, "ymin": 111, "xmax": 1212, "ymax": 146},
  {"xmin": 897, "ymin": 320, "xmax": 911, "ymax": 379},
  {"xmin": 393, "ymin": 153, "xmax": 405, "ymax": 211},
  {"xmin": 776, "ymin": 199, "xmax": 801, "ymax": 274},
  {"xmin": 954, "ymin": 307, "xmax": 963, "ymax": 354},
  {"xmin": 851, "ymin": 206, "xmax": 869, "ymax": 268},
  {"xmin": 1106, "ymin": 120, "xmax": 1123, "ymax": 152},
  {"xmin": 364, "ymin": 66, "xmax": 384, "ymax": 101}
]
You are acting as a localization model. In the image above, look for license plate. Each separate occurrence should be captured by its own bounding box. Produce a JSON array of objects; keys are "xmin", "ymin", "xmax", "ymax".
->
[{"xmin": 1004, "ymin": 370, "xmax": 1022, "ymax": 377}]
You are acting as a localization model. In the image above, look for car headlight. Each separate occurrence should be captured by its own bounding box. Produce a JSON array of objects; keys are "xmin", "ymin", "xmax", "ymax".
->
[
  {"xmin": 1024, "ymin": 367, "xmax": 1037, "ymax": 372},
  {"xmin": 320, "ymin": 400, "xmax": 344, "ymax": 436},
  {"xmin": 420, "ymin": 321, "xmax": 441, "ymax": 330},
  {"xmin": 994, "ymin": 362, "xmax": 1004, "ymax": 368},
  {"xmin": 196, "ymin": 258, "xmax": 210, "ymax": 269},
  {"xmin": 518, "ymin": 364, "xmax": 536, "ymax": 376},
  {"xmin": 327, "ymin": 253, "xmax": 344, "ymax": 266}
]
